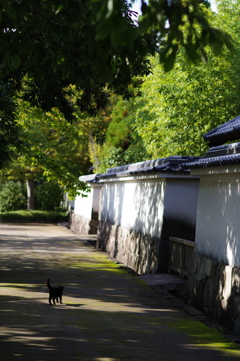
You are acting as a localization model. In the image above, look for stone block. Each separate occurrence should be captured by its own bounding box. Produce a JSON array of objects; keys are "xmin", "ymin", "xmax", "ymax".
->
[
  {"xmin": 221, "ymin": 298, "xmax": 228, "ymax": 311},
  {"xmin": 232, "ymin": 267, "xmax": 240, "ymax": 295},
  {"xmin": 205, "ymin": 258, "xmax": 212, "ymax": 277},
  {"xmin": 193, "ymin": 278, "xmax": 207, "ymax": 311},
  {"xmin": 186, "ymin": 274, "xmax": 195, "ymax": 301},
  {"xmin": 187, "ymin": 254, "xmax": 240, "ymax": 332},
  {"xmin": 230, "ymin": 296, "xmax": 240, "ymax": 321},
  {"xmin": 221, "ymin": 265, "xmax": 233, "ymax": 301},
  {"xmin": 213, "ymin": 294, "xmax": 223, "ymax": 321},
  {"xmin": 234, "ymin": 314, "xmax": 240, "ymax": 334},
  {"xmin": 196, "ymin": 254, "xmax": 208, "ymax": 282},
  {"xmin": 97, "ymin": 221, "xmax": 160, "ymax": 275},
  {"xmin": 70, "ymin": 213, "xmax": 90, "ymax": 235},
  {"xmin": 209, "ymin": 260, "xmax": 221, "ymax": 293},
  {"xmin": 202, "ymin": 278, "xmax": 214, "ymax": 308}
]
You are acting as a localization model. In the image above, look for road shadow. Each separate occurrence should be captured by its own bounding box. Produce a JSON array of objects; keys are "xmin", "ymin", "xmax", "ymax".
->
[{"xmin": 0, "ymin": 225, "xmax": 239, "ymax": 360}]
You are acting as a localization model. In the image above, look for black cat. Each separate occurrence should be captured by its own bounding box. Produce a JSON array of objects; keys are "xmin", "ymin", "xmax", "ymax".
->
[{"xmin": 47, "ymin": 278, "xmax": 64, "ymax": 305}]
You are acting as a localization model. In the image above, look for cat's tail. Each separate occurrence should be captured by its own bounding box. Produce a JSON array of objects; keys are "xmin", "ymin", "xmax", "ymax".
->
[{"xmin": 47, "ymin": 278, "xmax": 52, "ymax": 289}]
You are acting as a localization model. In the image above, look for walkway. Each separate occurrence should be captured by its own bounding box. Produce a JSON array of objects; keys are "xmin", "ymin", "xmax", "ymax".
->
[{"xmin": 0, "ymin": 223, "xmax": 239, "ymax": 360}]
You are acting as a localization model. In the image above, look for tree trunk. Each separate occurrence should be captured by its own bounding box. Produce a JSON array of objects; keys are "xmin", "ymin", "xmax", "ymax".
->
[{"xmin": 26, "ymin": 179, "xmax": 35, "ymax": 210}]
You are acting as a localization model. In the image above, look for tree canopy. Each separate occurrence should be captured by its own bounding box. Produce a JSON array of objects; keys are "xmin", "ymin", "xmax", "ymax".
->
[
  {"xmin": 0, "ymin": 0, "xmax": 235, "ymax": 170},
  {"xmin": 0, "ymin": 80, "xmax": 20, "ymax": 168},
  {"xmin": 0, "ymin": 0, "xmax": 233, "ymax": 116},
  {"xmin": 0, "ymin": 99, "xmax": 91, "ymax": 201},
  {"xmin": 90, "ymin": 0, "xmax": 240, "ymax": 171}
]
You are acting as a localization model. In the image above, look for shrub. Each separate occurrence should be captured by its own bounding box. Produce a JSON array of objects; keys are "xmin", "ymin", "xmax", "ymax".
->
[
  {"xmin": 34, "ymin": 180, "xmax": 64, "ymax": 211},
  {"xmin": 0, "ymin": 181, "xmax": 27, "ymax": 211}
]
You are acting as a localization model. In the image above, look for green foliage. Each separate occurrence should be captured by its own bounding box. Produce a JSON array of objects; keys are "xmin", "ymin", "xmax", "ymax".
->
[
  {"xmin": 94, "ymin": 0, "xmax": 233, "ymax": 69},
  {"xmin": 0, "ymin": 181, "xmax": 27, "ymax": 212},
  {"xmin": 106, "ymin": 99, "xmax": 133, "ymax": 149},
  {"xmin": 132, "ymin": 55, "xmax": 239, "ymax": 158},
  {"xmin": 0, "ymin": 0, "xmax": 152, "ymax": 119},
  {"xmin": 89, "ymin": 1, "xmax": 240, "ymax": 167},
  {"xmin": 89, "ymin": 96, "xmax": 149, "ymax": 172},
  {"xmin": 0, "ymin": 0, "xmax": 235, "ymax": 167},
  {"xmin": 0, "ymin": 210, "xmax": 68, "ymax": 223},
  {"xmin": 1, "ymin": 99, "xmax": 91, "ymax": 200},
  {"xmin": 127, "ymin": 3, "xmax": 240, "ymax": 158},
  {"xmin": 0, "ymin": 80, "xmax": 20, "ymax": 168},
  {"xmin": 34, "ymin": 180, "xmax": 64, "ymax": 211},
  {"xmin": 0, "ymin": 1, "xmax": 233, "ymax": 115}
]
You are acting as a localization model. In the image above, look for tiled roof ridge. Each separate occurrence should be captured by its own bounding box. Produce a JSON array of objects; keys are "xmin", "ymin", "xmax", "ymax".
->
[
  {"xmin": 205, "ymin": 142, "xmax": 240, "ymax": 158},
  {"xmin": 203, "ymin": 115, "xmax": 240, "ymax": 146},
  {"xmin": 105, "ymin": 156, "xmax": 196, "ymax": 175},
  {"xmin": 183, "ymin": 152, "xmax": 240, "ymax": 170},
  {"xmin": 95, "ymin": 156, "xmax": 202, "ymax": 180},
  {"xmin": 81, "ymin": 156, "xmax": 202, "ymax": 182}
]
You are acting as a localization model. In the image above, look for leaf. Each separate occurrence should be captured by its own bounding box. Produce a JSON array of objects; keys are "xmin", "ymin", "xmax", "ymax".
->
[
  {"xmin": 164, "ymin": 48, "xmax": 177, "ymax": 72},
  {"xmin": 210, "ymin": 40, "xmax": 223, "ymax": 56},
  {"xmin": 200, "ymin": 48, "xmax": 208, "ymax": 63},
  {"xmin": 138, "ymin": 16, "xmax": 150, "ymax": 34},
  {"xmin": 0, "ymin": 0, "xmax": 17, "ymax": 20},
  {"xmin": 10, "ymin": 54, "xmax": 21, "ymax": 69}
]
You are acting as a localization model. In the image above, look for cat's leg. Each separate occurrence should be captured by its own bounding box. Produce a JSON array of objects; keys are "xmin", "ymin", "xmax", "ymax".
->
[{"xmin": 49, "ymin": 296, "xmax": 52, "ymax": 305}]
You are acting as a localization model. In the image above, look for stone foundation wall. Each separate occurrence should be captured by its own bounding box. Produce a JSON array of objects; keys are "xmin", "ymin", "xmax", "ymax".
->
[
  {"xmin": 70, "ymin": 213, "xmax": 98, "ymax": 235},
  {"xmin": 97, "ymin": 221, "xmax": 159, "ymax": 275},
  {"xmin": 187, "ymin": 252, "xmax": 240, "ymax": 333}
]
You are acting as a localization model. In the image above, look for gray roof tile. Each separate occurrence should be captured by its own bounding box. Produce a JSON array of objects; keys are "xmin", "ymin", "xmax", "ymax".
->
[
  {"xmin": 95, "ymin": 156, "xmax": 201, "ymax": 180},
  {"xmin": 203, "ymin": 115, "xmax": 240, "ymax": 146},
  {"xmin": 183, "ymin": 143, "xmax": 240, "ymax": 169}
]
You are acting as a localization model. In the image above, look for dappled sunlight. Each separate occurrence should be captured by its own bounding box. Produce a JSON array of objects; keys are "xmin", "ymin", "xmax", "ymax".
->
[
  {"xmin": 0, "ymin": 282, "xmax": 179, "ymax": 315},
  {"xmin": 181, "ymin": 341, "xmax": 240, "ymax": 357},
  {"xmin": 168, "ymin": 320, "xmax": 240, "ymax": 357},
  {"xmin": 0, "ymin": 224, "xmax": 240, "ymax": 360},
  {"xmin": 94, "ymin": 358, "xmax": 119, "ymax": 361},
  {"xmin": 0, "ymin": 284, "xmax": 46, "ymax": 300},
  {"xmin": 197, "ymin": 343, "xmax": 240, "ymax": 357},
  {"xmin": 64, "ymin": 295, "xmax": 179, "ymax": 315},
  {"xmin": 1, "ymin": 327, "xmax": 55, "ymax": 349}
]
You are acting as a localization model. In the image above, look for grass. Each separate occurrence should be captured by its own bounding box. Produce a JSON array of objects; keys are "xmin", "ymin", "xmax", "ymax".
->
[
  {"xmin": 0, "ymin": 209, "xmax": 69, "ymax": 223},
  {"xmin": 168, "ymin": 319, "xmax": 240, "ymax": 356}
]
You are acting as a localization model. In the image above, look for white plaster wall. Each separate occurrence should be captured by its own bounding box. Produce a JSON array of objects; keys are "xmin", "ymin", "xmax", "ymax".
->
[
  {"xmin": 160, "ymin": 178, "xmax": 199, "ymax": 242},
  {"xmin": 92, "ymin": 187, "xmax": 101, "ymax": 215},
  {"xmin": 74, "ymin": 187, "xmax": 94, "ymax": 220},
  {"xmin": 164, "ymin": 179, "xmax": 199, "ymax": 229},
  {"xmin": 195, "ymin": 173, "xmax": 240, "ymax": 267},
  {"xmin": 100, "ymin": 180, "xmax": 166, "ymax": 238}
]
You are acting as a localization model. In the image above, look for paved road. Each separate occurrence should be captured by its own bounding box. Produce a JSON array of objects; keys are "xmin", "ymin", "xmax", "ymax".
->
[{"xmin": 0, "ymin": 223, "xmax": 239, "ymax": 361}]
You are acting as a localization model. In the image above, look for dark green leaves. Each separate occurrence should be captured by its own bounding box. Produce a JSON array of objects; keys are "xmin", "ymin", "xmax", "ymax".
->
[
  {"xmin": 163, "ymin": 46, "xmax": 178, "ymax": 72},
  {"xmin": 141, "ymin": 0, "xmax": 234, "ymax": 71},
  {"xmin": 0, "ymin": 0, "xmax": 235, "ymax": 169},
  {"xmin": 0, "ymin": 80, "xmax": 20, "ymax": 168}
]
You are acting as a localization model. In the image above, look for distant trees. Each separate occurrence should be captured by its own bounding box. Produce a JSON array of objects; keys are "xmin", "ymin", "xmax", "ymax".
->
[
  {"xmin": 0, "ymin": 81, "xmax": 20, "ymax": 168},
  {"xmin": 137, "ymin": 0, "xmax": 240, "ymax": 157},
  {"xmin": 0, "ymin": 99, "xmax": 91, "ymax": 209},
  {"xmin": 89, "ymin": 96, "xmax": 148, "ymax": 173},
  {"xmin": 90, "ymin": 1, "xmax": 240, "ymax": 171}
]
